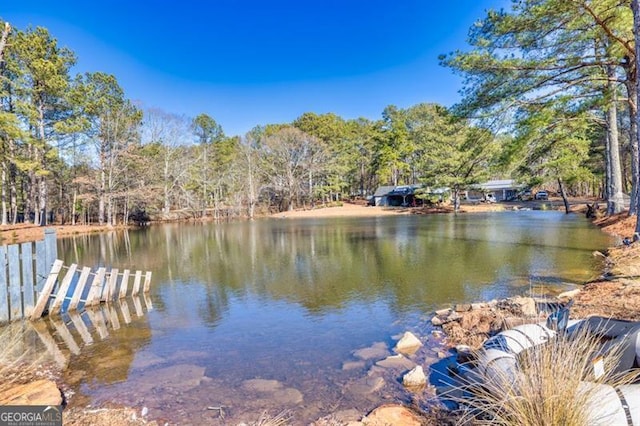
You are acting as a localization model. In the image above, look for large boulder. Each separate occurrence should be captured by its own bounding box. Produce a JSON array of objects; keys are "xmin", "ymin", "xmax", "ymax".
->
[{"xmin": 0, "ymin": 379, "xmax": 62, "ymax": 405}]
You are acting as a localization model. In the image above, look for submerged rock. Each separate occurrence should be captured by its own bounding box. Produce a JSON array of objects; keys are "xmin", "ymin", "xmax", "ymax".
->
[
  {"xmin": 134, "ymin": 364, "xmax": 206, "ymax": 393},
  {"xmin": 242, "ymin": 379, "xmax": 282, "ymax": 393},
  {"xmin": 393, "ymin": 332, "xmax": 423, "ymax": 355},
  {"xmin": 241, "ymin": 378, "xmax": 303, "ymax": 404},
  {"xmin": 315, "ymin": 409, "xmax": 362, "ymax": 424},
  {"xmin": 402, "ymin": 366, "xmax": 426, "ymax": 389},
  {"xmin": 362, "ymin": 404, "xmax": 424, "ymax": 426},
  {"xmin": 353, "ymin": 342, "xmax": 390, "ymax": 360},
  {"xmin": 455, "ymin": 344, "xmax": 475, "ymax": 363},
  {"xmin": 375, "ymin": 354, "xmax": 415, "ymax": 370},
  {"xmin": 272, "ymin": 387, "xmax": 303, "ymax": 405},
  {"xmin": 342, "ymin": 360, "xmax": 366, "ymax": 371},
  {"xmin": 346, "ymin": 376, "xmax": 385, "ymax": 396}
]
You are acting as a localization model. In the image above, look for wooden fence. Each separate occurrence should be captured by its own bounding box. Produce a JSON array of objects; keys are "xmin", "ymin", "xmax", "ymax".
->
[
  {"xmin": 0, "ymin": 228, "xmax": 153, "ymax": 323},
  {"xmin": 31, "ymin": 262, "xmax": 152, "ymax": 320},
  {"xmin": 0, "ymin": 228, "xmax": 57, "ymax": 323}
]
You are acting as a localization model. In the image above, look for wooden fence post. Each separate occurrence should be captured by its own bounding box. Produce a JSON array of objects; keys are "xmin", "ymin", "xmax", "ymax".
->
[
  {"xmin": 86, "ymin": 268, "xmax": 106, "ymax": 306},
  {"xmin": 7, "ymin": 244, "xmax": 20, "ymax": 320},
  {"xmin": 68, "ymin": 267, "xmax": 91, "ymax": 311},
  {"xmin": 132, "ymin": 271, "xmax": 142, "ymax": 296},
  {"xmin": 143, "ymin": 271, "xmax": 152, "ymax": 293},
  {"xmin": 119, "ymin": 270, "xmax": 130, "ymax": 299},
  {"xmin": 30, "ymin": 260, "xmax": 63, "ymax": 320},
  {"xmin": 102, "ymin": 268, "xmax": 118, "ymax": 302},
  {"xmin": 0, "ymin": 246, "xmax": 7, "ymax": 323},
  {"xmin": 21, "ymin": 242, "xmax": 35, "ymax": 316},
  {"xmin": 43, "ymin": 229, "xmax": 57, "ymax": 278},
  {"xmin": 35, "ymin": 229, "xmax": 57, "ymax": 292},
  {"xmin": 50, "ymin": 264, "xmax": 78, "ymax": 314}
]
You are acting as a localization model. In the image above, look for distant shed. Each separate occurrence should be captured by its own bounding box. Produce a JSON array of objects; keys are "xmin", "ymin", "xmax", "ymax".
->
[
  {"xmin": 371, "ymin": 185, "xmax": 422, "ymax": 207},
  {"xmin": 371, "ymin": 186, "xmax": 396, "ymax": 206}
]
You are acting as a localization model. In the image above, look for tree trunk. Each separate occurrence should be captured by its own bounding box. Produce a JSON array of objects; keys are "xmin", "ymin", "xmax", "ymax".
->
[
  {"xmin": 99, "ymin": 167, "xmax": 106, "ymax": 225},
  {"xmin": 0, "ymin": 161, "xmax": 6, "ymax": 226},
  {"xmin": 9, "ymin": 173, "xmax": 16, "ymax": 225},
  {"xmin": 107, "ymin": 194, "xmax": 113, "ymax": 226},
  {"xmin": 213, "ymin": 185, "xmax": 219, "ymax": 220},
  {"xmin": 606, "ymin": 65, "xmax": 625, "ymax": 215},
  {"xmin": 38, "ymin": 178, "xmax": 46, "ymax": 226},
  {"xmin": 124, "ymin": 195, "xmax": 129, "ymax": 225},
  {"xmin": 0, "ymin": 22, "xmax": 10, "ymax": 66},
  {"xmin": 163, "ymin": 157, "xmax": 170, "ymax": 215},
  {"xmin": 9, "ymin": 139, "xmax": 16, "ymax": 225},
  {"xmin": 72, "ymin": 189, "xmax": 77, "ymax": 226},
  {"xmin": 634, "ymin": 0, "xmax": 640, "ymax": 234},
  {"xmin": 627, "ymin": 78, "xmax": 639, "ymax": 216},
  {"xmin": 37, "ymin": 100, "xmax": 47, "ymax": 226},
  {"xmin": 202, "ymin": 144, "xmax": 207, "ymax": 218},
  {"xmin": 107, "ymin": 151, "xmax": 114, "ymax": 226},
  {"xmin": 622, "ymin": 68, "xmax": 638, "ymax": 214},
  {"xmin": 359, "ymin": 161, "xmax": 365, "ymax": 198},
  {"xmin": 308, "ymin": 169, "xmax": 313, "ymax": 207},
  {"xmin": 453, "ymin": 188, "xmax": 461, "ymax": 212},
  {"xmin": 247, "ymin": 152, "xmax": 255, "ymax": 220},
  {"xmin": 558, "ymin": 177, "xmax": 570, "ymax": 214}
]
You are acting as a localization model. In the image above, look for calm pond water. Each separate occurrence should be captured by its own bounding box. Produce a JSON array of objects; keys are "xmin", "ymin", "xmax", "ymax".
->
[{"xmin": 47, "ymin": 212, "xmax": 612, "ymax": 423}]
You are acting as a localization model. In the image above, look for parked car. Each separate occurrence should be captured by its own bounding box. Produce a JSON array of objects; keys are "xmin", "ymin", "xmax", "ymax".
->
[
  {"xmin": 535, "ymin": 190, "xmax": 549, "ymax": 200},
  {"xmin": 484, "ymin": 193, "xmax": 496, "ymax": 203},
  {"xmin": 518, "ymin": 190, "xmax": 533, "ymax": 201}
]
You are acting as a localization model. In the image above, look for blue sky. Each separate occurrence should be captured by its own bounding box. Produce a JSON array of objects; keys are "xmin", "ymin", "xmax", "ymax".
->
[{"xmin": 3, "ymin": 1, "xmax": 508, "ymax": 136}]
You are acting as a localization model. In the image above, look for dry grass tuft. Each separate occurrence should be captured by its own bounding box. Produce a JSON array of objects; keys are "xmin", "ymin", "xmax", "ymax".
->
[
  {"xmin": 457, "ymin": 327, "xmax": 640, "ymax": 426},
  {"xmin": 250, "ymin": 410, "xmax": 292, "ymax": 426}
]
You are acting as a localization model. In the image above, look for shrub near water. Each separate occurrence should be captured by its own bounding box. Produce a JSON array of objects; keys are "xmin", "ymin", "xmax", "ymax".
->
[{"xmin": 459, "ymin": 327, "xmax": 640, "ymax": 426}]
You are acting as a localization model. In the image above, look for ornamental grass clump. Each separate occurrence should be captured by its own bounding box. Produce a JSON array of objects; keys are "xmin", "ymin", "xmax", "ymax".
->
[{"xmin": 458, "ymin": 326, "xmax": 640, "ymax": 426}]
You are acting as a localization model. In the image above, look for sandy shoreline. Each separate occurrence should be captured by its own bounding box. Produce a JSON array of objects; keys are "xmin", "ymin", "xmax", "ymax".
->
[
  {"xmin": 270, "ymin": 202, "xmax": 416, "ymax": 218},
  {"xmin": 269, "ymin": 201, "xmax": 512, "ymax": 219}
]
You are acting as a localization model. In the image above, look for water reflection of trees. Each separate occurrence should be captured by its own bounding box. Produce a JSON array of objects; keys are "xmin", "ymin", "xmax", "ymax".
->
[{"xmin": 58, "ymin": 214, "xmax": 612, "ymax": 317}]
